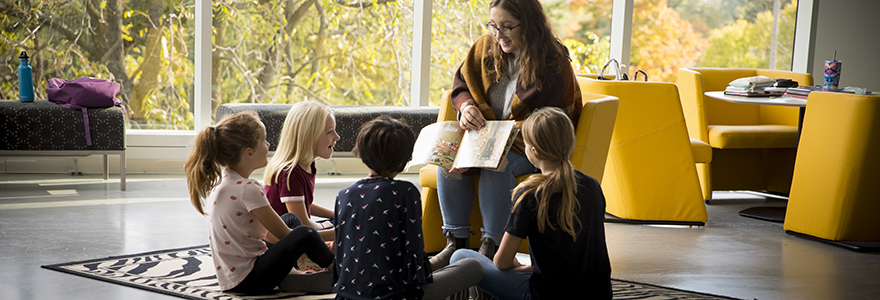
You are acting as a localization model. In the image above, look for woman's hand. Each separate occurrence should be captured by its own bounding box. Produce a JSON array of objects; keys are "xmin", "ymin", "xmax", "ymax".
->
[
  {"xmin": 448, "ymin": 167, "xmax": 470, "ymax": 174},
  {"xmin": 459, "ymin": 103, "xmax": 486, "ymax": 131}
]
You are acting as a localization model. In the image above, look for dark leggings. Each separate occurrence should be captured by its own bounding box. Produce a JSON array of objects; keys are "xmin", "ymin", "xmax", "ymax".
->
[{"xmin": 231, "ymin": 214, "xmax": 333, "ymax": 294}]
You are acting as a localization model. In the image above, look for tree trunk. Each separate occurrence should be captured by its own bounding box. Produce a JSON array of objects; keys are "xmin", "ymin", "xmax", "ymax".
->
[
  {"xmin": 129, "ymin": 0, "xmax": 166, "ymax": 119},
  {"xmin": 104, "ymin": 0, "xmax": 133, "ymax": 106},
  {"xmin": 769, "ymin": 0, "xmax": 780, "ymax": 70},
  {"xmin": 212, "ymin": 5, "xmax": 225, "ymax": 113}
]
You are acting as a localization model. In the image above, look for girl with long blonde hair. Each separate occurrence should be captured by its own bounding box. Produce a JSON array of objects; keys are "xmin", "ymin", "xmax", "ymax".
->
[
  {"xmin": 263, "ymin": 101, "xmax": 339, "ymax": 240},
  {"xmin": 450, "ymin": 107, "xmax": 612, "ymax": 299}
]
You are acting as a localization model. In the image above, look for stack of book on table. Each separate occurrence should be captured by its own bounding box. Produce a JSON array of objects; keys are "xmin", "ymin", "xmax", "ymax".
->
[
  {"xmin": 783, "ymin": 86, "xmax": 825, "ymax": 99},
  {"xmin": 723, "ymin": 76, "xmax": 790, "ymax": 97},
  {"xmin": 724, "ymin": 86, "xmax": 786, "ymax": 97},
  {"xmin": 783, "ymin": 86, "xmax": 868, "ymax": 99}
]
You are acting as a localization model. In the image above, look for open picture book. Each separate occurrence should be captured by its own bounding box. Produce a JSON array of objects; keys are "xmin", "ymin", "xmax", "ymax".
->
[{"xmin": 405, "ymin": 120, "xmax": 519, "ymax": 171}]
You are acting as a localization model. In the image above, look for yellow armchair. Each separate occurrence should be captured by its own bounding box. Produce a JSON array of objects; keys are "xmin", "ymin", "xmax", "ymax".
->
[
  {"xmin": 578, "ymin": 76, "xmax": 707, "ymax": 225},
  {"xmin": 677, "ymin": 68, "xmax": 813, "ymax": 201},
  {"xmin": 783, "ymin": 92, "xmax": 880, "ymax": 251},
  {"xmin": 420, "ymin": 91, "xmax": 619, "ymax": 253}
]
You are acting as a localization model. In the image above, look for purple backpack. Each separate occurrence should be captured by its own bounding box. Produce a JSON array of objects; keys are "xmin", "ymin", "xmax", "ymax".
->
[{"xmin": 47, "ymin": 77, "xmax": 124, "ymax": 146}]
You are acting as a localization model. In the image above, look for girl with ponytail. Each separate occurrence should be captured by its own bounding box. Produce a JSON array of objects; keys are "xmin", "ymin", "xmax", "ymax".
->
[
  {"xmin": 185, "ymin": 111, "xmax": 334, "ymax": 295},
  {"xmin": 450, "ymin": 107, "xmax": 612, "ymax": 299}
]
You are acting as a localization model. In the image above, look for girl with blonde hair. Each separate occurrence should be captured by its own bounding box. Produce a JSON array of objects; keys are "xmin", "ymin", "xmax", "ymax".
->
[
  {"xmin": 450, "ymin": 107, "xmax": 612, "ymax": 299},
  {"xmin": 184, "ymin": 111, "xmax": 333, "ymax": 294},
  {"xmin": 264, "ymin": 101, "xmax": 339, "ymax": 240}
]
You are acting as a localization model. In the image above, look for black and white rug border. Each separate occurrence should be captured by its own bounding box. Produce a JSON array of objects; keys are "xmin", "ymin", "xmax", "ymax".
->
[{"xmin": 42, "ymin": 245, "xmax": 741, "ymax": 300}]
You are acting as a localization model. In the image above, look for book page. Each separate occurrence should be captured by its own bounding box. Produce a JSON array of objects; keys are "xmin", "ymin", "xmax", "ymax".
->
[
  {"xmin": 405, "ymin": 121, "xmax": 464, "ymax": 171},
  {"xmin": 452, "ymin": 120, "xmax": 518, "ymax": 169}
]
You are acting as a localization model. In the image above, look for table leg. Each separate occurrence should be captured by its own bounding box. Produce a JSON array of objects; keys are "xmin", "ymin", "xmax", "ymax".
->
[{"xmin": 797, "ymin": 106, "xmax": 805, "ymax": 140}]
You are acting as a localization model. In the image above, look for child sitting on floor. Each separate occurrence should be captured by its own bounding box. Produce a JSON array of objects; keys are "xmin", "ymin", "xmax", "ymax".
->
[
  {"xmin": 184, "ymin": 111, "xmax": 334, "ymax": 295},
  {"xmin": 451, "ymin": 107, "xmax": 612, "ymax": 299},
  {"xmin": 333, "ymin": 116, "xmax": 483, "ymax": 300}
]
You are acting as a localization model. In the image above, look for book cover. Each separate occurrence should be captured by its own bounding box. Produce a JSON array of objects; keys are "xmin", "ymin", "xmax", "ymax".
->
[
  {"xmin": 724, "ymin": 86, "xmax": 784, "ymax": 97},
  {"xmin": 785, "ymin": 86, "xmax": 825, "ymax": 96},
  {"xmin": 783, "ymin": 92, "xmax": 808, "ymax": 99},
  {"xmin": 405, "ymin": 120, "xmax": 519, "ymax": 171}
]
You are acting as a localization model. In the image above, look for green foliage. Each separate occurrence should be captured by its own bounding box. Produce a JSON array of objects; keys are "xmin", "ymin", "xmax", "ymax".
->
[
  {"xmin": 629, "ymin": 0, "xmax": 708, "ymax": 82},
  {"xmin": 699, "ymin": 0, "xmax": 797, "ymax": 70},
  {"xmin": 0, "ymin": 0, "xmax": 799, "ymax": 130}
]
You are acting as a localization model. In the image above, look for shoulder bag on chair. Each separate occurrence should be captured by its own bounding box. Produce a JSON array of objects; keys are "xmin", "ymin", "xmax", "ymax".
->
[
  {"xmin": 597, "ymin": 59, "xmax": 648, "ymax": 81},
  {"xmin": 47, "ymin": 77, "xmax": 125, "ymax": 146}
]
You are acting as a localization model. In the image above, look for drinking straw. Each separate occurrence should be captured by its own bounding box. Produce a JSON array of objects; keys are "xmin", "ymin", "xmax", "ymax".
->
[{"xmin": 833, "ymin": 50, "xmax": 837, "ymax": 61}]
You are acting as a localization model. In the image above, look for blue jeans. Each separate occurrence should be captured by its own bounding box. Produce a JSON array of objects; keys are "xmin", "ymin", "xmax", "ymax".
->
[
  {"xmin": 450, "ymin": 249, "xmax": 531, "ymax": 300},
  {"xmin": 436, "ymin": 150, "xmax": 536, "ymax": 243}
]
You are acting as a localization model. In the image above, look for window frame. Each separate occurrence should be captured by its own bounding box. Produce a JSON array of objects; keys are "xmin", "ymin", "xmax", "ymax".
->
[{"xmin": 131, "ymin": 0, "xmax": 817, "ymax": 165}]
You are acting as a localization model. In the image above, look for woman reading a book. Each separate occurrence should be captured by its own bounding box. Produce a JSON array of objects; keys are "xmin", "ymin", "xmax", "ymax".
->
[{"xmin": 430, "ymin": 0, "xmax": 582, "ymax": 270}]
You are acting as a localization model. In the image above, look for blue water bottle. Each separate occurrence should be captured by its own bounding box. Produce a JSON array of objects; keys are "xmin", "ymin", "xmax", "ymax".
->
[{"xmin": 19, "ymin": 51, "xmax": 35, "ymax": 102}]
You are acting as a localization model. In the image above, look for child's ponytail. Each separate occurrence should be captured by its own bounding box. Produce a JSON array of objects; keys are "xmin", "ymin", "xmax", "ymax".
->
[
  {"xmin": 186, "ymin": 126, "xmax": 222, "ymax": 215},
  {"xmin": 512, "ymin": 107, "xmax": 581, "ymax": 240},
  {"xmin": 185, "ymin": 111, "xmax": 263, "ymax": 215}
]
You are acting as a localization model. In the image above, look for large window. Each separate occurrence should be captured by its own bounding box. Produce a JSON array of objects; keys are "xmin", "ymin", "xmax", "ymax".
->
[
  {"xmin": 2, "ymin": 0, "xmax": 799, "ymax": 131},
  {"xmin": 629, "ymin": 0, "xmax": 799, "ymax": 82},
  {"xmin": 212, "ymin": 0, "xmax": 414, "ymax": 110},
  {"xmin": 1, "ymin": 0, "xmax": 195, "ymax": 130},
  {"xmin": 429, "ymin": 0, "xmax": 613, "ymax": 105}
]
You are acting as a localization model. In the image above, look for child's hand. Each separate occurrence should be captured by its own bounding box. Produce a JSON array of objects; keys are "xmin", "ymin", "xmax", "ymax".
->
[
  {"xmin": 316, "ymin": 219, "xmax": 334, "ymax": 229},
  {"xmin": 510, "ymin": 258, "xmax": 532, "ymax": 272},
  {"xmin": 325, "ymin": 241, "xmax": 334, "ymax": 252}
]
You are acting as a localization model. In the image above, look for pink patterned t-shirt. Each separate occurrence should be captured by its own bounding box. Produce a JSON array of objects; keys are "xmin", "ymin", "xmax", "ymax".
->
[{"xmin": 206, "ymin": 168, "xmax": 270, "ymax": 291}]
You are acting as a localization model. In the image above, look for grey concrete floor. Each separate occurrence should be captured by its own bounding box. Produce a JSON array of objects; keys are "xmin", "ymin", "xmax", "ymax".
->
[{"xmin": 1, "ymin": 173, "xmax": 879, "ymax": 300}]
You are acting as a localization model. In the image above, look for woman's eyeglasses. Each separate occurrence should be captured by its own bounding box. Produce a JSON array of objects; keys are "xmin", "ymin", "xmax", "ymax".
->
[{"xmin": 485, "ymin": 22, "xmax": 521, "ymax": 37}]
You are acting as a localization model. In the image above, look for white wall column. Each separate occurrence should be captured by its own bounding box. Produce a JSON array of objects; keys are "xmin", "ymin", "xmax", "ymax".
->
[
  {"xmin": 792, "ymin": 0, "xmax": 818, "ymax": 74},
  {"xmin": 610, "ymin": 0, "xmax": 634, "ymax": 67},
  {"xmin": 194, "ymin": 0, "xmax": 213, "ymax": 128},
  {"xmin": 410, "ymin": 0, "xmax": 432, "ymax": 107}
]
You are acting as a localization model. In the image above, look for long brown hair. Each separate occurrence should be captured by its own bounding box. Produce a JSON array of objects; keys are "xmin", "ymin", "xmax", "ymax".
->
[
  {"xmin": 184, "ymin": 111, "xmax": 263, "ymax": 215},
  {"xmin": 488, "ymin": 0, "xmax": 570, "ymax": 91},
  {"xmin": 512, "ymin": 107, "xmax": 580, "ymax": 239}
]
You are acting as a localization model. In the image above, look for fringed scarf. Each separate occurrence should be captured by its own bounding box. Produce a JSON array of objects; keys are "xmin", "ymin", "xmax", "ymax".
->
[{"xmin": 451, "ymin": 34, "xmax": 582, "ymax": 155}]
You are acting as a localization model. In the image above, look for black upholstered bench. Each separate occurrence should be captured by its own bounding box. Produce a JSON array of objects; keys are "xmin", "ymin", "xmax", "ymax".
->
[
  {"xmin": 215, "ymin": 104, "xmax": 439, "ymax": 156},
  {"xmin": 0, "ymin": 100, "xmax": 127, "ymax": 190}
]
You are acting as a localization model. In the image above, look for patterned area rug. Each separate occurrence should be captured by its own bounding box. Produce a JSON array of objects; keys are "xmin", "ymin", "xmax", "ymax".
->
[{"xmin": 42, "ymin": 245, "xmax": 739, "ymax": 300}]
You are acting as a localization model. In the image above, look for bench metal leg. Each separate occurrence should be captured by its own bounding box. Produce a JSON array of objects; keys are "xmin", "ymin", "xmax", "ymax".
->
[
  {"xmin": 120, "ymin": 152, "xmax": 126, "ymax": 191},
  {"xmin": 103, "ymin": 154, "xmax": 110, "ymax": 180}
]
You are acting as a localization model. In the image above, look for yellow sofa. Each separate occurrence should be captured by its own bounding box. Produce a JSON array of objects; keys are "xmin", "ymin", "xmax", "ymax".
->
[
  {"xmin": 676, "ymin": 68, "xmax": 813, "ymax": 201},
  {"xmin": 783, "ymin": 92, "xmax": 880, "ymax": 250},
  {"xmin": 419, "ymin": 91, "xmax": 620, "ymax": 253},
  {"xmin": 577, "ymin": 77, "xmax": 708, "ymax": 225}
]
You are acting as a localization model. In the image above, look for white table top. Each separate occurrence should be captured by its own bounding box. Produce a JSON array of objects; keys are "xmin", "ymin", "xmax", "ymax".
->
[{"xmin": 704, "ymin": 91, "xmax": 807, "ymax": 107}]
